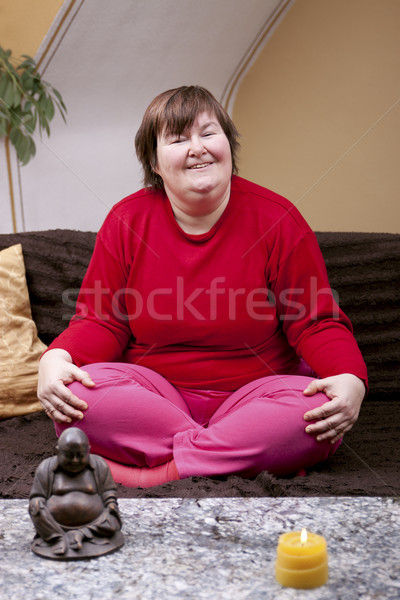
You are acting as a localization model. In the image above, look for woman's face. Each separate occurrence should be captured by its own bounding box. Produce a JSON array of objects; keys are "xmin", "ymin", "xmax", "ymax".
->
[{"xmin": 155, "ymin": 111, "xmax": 232, "ymax": 212}]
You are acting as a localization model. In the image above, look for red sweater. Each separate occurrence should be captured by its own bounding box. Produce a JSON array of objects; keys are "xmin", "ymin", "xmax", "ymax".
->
[{"xmin": 49, "ymin": 176, "xmax": 367, "ymax": 390}]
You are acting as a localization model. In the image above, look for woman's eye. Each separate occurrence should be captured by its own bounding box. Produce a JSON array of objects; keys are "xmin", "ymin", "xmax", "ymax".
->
[{"xmin": 170, "ymin": 135, "xmax": 187, "ymax": 144}]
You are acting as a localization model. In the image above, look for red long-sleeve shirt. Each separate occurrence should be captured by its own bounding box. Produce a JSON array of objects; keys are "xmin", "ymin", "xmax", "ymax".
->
[{"xmin": 49, "ymin": 176, "xmax": 367, "ymax": 390}]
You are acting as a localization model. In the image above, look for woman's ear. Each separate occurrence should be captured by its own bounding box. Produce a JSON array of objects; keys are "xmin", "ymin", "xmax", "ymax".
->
[{"xmin": 151, "ymin": 152, "xmax": 159, "ymax": 175}]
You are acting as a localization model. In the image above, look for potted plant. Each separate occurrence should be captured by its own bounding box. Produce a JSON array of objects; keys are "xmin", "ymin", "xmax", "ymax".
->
[{"xmin": 0, "ymin": 46, "xmax": 67, "ymax": 232}]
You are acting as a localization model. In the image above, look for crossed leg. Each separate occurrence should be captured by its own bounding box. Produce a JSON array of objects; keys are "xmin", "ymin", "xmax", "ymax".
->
[
  {"xmin": 175, "ymin": 374, "xmax": 341, "ymax": 478},
  {"xmin": 55, "ymin": 364, "xmax": 341, "ymax": 486}
]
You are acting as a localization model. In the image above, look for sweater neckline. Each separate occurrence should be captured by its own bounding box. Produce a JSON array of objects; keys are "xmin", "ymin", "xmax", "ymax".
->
[{"xmin": 162, "ymin": 188, "xmax": 233, "ymax": 243}]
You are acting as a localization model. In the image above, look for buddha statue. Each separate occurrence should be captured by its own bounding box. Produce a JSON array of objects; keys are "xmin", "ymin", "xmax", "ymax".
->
[{"xmin": 29, "ymin": 427, "xmax": 124, "ymax": 559}]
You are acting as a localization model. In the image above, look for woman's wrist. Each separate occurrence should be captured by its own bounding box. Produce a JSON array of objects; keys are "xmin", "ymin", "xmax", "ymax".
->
[{"xmin": 40, "ymin": 348, "xmax": 73, "ymax": 364}]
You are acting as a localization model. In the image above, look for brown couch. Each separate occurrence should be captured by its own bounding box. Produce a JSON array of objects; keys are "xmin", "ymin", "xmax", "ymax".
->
[{"xmin": 0, "ymin": 229, "xmax": 399, "ymax": 498}]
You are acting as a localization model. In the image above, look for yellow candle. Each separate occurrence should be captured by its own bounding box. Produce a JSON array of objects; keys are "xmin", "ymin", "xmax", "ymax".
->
[{"xmin": 275, "ymin": 529, "xmax": 328, "ymax": 589}]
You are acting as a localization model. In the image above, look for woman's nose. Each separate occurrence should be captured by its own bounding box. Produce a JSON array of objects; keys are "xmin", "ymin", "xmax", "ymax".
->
[{"xmin": 188, "ymin": 135, "xmax": 206, "ymax": 156}]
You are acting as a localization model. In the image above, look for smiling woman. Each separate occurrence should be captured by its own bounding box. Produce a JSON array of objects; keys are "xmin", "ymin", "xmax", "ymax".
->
[
  {"xmin": 37, "ymin": 85, "xmax": 367, "ymax": 490},
  {"xmin": 134, "ymin": 87, "xmax": 240, "ymax": 233},
  {"xmin": 154, "ymin": 112, "xmax": 233, "ymax": 234},
  {"xmin": 135, "ymin": 86, "xmax": 240, "ymax": 189}
]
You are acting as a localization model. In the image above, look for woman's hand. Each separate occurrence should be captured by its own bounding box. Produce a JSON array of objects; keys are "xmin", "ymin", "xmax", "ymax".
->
[
  {"xmin": 303, "ymin": 373, "xmax": 366, "ymax": 445},
  {"xmin": 37, "ymin": 349, "xmax": 95, "ymax": 424}
]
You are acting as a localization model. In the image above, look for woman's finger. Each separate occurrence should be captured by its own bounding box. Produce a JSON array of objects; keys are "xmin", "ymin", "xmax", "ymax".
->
[
  {"xmin": 306, "ymin": 415, "xmax": 342, "ymax": 437},
  {"xmin": 45, "ymin": 401, "xmax": 83, "ymax": 424},
  {"xmin": 69, "ymin": 366, "xmax": 95, "ymax": 389},
  {"xmin": 41, "ymin": 399, "xmax": 72, "ymax": 424},
  {"xmin": 304, "ymin": 397, "xmax": 339, "ymax": 422},
  {"xmin": 316, "ymin": 420, "xmax": 353, "ymax": 444},
  {"xmin": 52, "ymin": 396, "xmax": 86, "ymax": 422},
  {"xmin": 303, "ymin": 379, "xmax": 322, "ymax": 395},
  {"xmin": 55, "ymin": 382, "xmax": 88, "ymax": 411},
  {"xmin": 40, "ymin": 386, "xmax": 87, "ymax": 423},
  {"xmin": 43, "ymin": 404, "xmax": 57, "ymax": 420},
  {"xmin": 40, "ymin": 378, "xmax": 88, "ymax": 409}
]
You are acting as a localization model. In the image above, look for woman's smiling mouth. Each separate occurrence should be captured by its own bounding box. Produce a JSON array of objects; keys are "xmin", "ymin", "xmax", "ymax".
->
[{"xmin": 188, "ymin": 162, "xmax": 212, "ymax": 169}]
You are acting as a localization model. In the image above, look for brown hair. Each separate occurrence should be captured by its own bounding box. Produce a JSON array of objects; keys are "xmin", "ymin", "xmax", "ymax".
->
[{"xmin": 135, "ymin": 85, "xmax": 240, "ymax": 189}]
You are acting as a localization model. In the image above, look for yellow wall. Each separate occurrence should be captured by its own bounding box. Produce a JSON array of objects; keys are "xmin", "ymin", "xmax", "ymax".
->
[
  {"xmin": 233, "ymin": 0, "xmax": 400, "ymax": 233},
  {"xmin": 0, "ymin": 0, "xmax": 63, "ymax": 59}
]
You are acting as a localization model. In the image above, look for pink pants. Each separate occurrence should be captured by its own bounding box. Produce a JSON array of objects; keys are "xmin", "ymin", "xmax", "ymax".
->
[{"xmin": 55, "ymin": 363, "xmax": 341, "ymax": 479}]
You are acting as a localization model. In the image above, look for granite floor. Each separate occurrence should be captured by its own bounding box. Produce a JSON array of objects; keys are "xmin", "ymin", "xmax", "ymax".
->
[{"xmin": 1, "ymin": 497, "xmax": 399, "ymax": 599}]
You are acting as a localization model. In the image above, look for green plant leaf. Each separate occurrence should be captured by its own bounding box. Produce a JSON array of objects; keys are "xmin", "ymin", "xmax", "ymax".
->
[
  {"xmin": 11, "ymin": 79, "xmax": 22, "ymax": 107},
  {"xmin": 19, "ymin": 55, "xmax": 35, "ymax": 70},
  {"xmin": 22, "ymin": 100, "xmax": 33, "ymax": 113},
  {"xmin": 45, "ymin": 95, "xmax": 55, "ymax": 120},
  {"xmin": 43, "ymin": 118, "xmax": 50, "ymax": 136},
  {"xmin": 0, "ymin": 73, "xmax": 10, "ymax": 97},
  {"xmin": 3, "ymin": 80, "xmax": 15, "ymax": 108},
  {"xmin": 9, "ymin": 126, "xmax": 23, "ymax": 146},
  {"xmin": 0, "ymin": 117, "xmax": 7, "ymax": 136},
  {"xmin": 52, "ymin": 88, "xmax": 67, "ymax": 111},
  {"xmin": 0, "ymin": 45, "xmax": 67, "ymax": 164},
  {"xmin": 21, "ymin": 70, "xmax": 35, "ymax": 92},
  {"xmin": 10, "ymin": 128, "xmax": 34, "ymax": 165},
  {"xmin": 0, "ymin": 104, "xmax": 10, "ymax": 121},
  {"xmin": 10, "ymin": 127, "xmax": 24, "ymax": 161},
  {"xmin": 28, "ymin": 135, "xmax": 36, "ymax": 158},
  {"xmin": 22, "ymin": 111, "xmax": 36, "ymax": 134},
  {"xmin": 18, "ymin": 133, "xmax": 30, "ymax": 163},
  {"xmin": 9, "ymin": 106, "xmax": 23, "ymax": 129},
  {"xmin": 38, "ymin": 93, "xmax": 48, "ymax": 114}
]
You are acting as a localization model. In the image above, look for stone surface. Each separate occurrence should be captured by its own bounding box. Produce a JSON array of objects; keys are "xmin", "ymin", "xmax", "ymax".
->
[{"xmin": 1, "ymin": 497, "xmax": 399, "ymax": 599}]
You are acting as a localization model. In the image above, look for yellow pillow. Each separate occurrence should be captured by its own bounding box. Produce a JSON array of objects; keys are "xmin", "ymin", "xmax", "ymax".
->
[{"xmin": 0, "ymin": 244, "xmax": 47, "ymax": 418}]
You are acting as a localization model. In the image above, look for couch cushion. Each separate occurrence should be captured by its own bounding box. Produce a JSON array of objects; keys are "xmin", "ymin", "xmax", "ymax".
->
[
  {"xmin": 315, "ymin": 232, "xmax": 400, "ymax": 397},
  {"xmin": 0, "ymin": 244, "xmax": 47, "ymax": 418},
  {"xmin": 0, "ymin": 230, "xmax": 97, "ymax": 345}
]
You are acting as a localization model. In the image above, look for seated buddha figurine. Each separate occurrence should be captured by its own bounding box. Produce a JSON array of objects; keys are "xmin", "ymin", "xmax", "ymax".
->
[{"xmin": 29, "ymin": 427, "xmax": 124, "ymax": 559}]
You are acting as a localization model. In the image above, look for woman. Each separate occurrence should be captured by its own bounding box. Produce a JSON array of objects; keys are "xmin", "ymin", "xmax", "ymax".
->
[{"xmin": 38, "ymin": 85, "xmax": 367, "ymax": 487}]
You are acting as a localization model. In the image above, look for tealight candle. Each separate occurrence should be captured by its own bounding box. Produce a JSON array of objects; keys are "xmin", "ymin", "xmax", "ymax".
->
[{"xmin": 275, "ymin": 528, "xmax": 328, "ymax": 589}]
